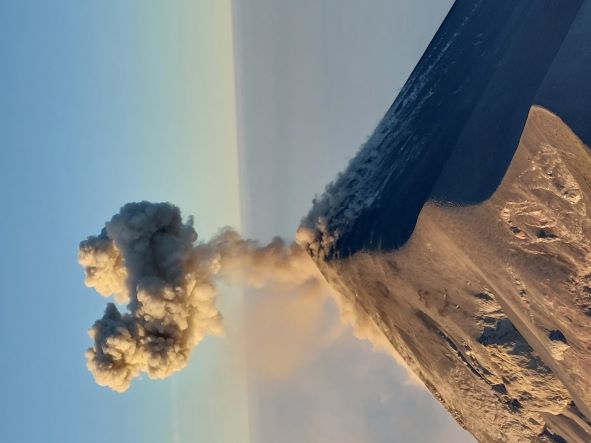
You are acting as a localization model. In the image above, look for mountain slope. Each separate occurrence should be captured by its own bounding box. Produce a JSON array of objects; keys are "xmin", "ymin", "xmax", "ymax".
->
[
  {"xmin": 298, "ymin": 1, "xmax": 591, "ymax": 441},
  {"xmin": 302, "ymin": 107, "xmax": 591, "ymax": 442},
  {"xmin": 300, "ymin": 0, "xmax": 583, "ymax": 257}
]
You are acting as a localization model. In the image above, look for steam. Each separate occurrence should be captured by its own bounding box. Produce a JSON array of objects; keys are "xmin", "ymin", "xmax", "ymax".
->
[{"xmin": 79, "ymin": 201, "xmax": 408, "ymax": 392}]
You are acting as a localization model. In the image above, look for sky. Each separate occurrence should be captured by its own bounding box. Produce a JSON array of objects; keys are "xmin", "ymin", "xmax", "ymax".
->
[
  {"xmin": 1, "ymin": 1, "xmax": 473, "ymax": 442},
  {"xmin": 1, "ymin": 1, "xmax": 247, "ymax": 442}
]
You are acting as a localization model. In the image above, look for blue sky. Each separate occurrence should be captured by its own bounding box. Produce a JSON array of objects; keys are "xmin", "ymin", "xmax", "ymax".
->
[
  {"xmin": 1, "ymin": 1, "xmax": 245, "ymax": 442},
  {"xmin": 1, "ymin": 1, "xmax": 473, "ymax": 442}
]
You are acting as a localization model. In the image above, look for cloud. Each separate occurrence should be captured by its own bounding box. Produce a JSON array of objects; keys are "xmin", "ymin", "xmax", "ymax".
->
[
  {"xmin": 79, "ymin": 202, "xmax": 223, "ymax": 392},
  {"xmin": 79, "ymin": 231, "xmax": 129, "ymax": 304}
]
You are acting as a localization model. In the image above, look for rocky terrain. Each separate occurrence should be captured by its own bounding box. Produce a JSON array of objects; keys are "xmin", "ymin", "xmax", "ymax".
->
[
  {"xmin": 297, "ymin": 1, "xmax": 591, "ymax": 441},
  {"xmin": 300, "ymin": 107, "xmax": 591, "ymax": 442}
]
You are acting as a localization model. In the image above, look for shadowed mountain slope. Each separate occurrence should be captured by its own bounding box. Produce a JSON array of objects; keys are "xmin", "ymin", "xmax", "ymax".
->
[{"xmin": 300, "ymin": 0, "xmax": 583, "ymax": 257}]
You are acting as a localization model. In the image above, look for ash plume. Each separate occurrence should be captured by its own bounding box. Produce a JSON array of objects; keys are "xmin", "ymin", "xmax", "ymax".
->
[
  {"xmin": 78, "ymin": 201, "xmax": 322, "ymax": 392},
  {"xmin": 79, "ymin": 201, "xmax": 407, "ymax": 392},
  {"xmin": 79, "ymin": 202, "xmax": 224, "ymax": 391}
]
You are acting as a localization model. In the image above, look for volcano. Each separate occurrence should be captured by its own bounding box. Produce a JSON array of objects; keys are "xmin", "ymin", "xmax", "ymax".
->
[{"xmin": 299, "ymin": 1, "xmax": 591, "ymax": 441}]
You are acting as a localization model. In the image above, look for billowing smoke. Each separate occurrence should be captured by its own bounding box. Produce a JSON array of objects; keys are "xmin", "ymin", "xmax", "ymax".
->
[
  {"xmin": 79, "ymin": 201, "xmax": 409, "ymax": 392},
  {"xmin": 79, "ymin": 201, "xmax": 323, "ymax": 392},
  {"xmin": 79, "ymin": 202, "xmax": 224, "ymax": 391}
]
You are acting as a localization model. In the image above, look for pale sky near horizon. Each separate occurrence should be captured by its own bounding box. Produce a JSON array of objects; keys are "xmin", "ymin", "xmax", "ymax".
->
[{"xmin": 1, "ymin": 1, "xmax": 474, "ymax": 442}]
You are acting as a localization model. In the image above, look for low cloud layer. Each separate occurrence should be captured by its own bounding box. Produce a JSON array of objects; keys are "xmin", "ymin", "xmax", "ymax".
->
[{"xmin": 79, "ymin": 201, "xmax": 410, "ymax": 392}]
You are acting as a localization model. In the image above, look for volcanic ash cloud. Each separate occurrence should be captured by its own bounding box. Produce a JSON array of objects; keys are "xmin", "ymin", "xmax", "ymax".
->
[{"xmin": 78, "ymin": 201, "xmax": 320, "ymax": 392}]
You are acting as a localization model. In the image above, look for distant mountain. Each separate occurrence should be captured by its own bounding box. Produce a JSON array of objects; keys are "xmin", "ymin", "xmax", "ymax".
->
[{"xmin": 299, "ymin": 1, "xmax": 591, "ymax": 442}]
